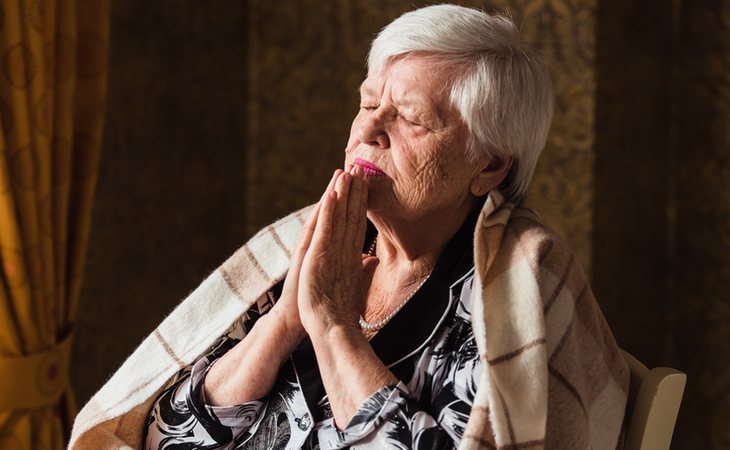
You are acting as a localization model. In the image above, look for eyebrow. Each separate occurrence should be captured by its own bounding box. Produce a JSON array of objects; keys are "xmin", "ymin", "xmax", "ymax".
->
[
  {"xmin": 358, "ymin": 83, "xmax": 377, "ymax": 98},
  {"xmin": 358, "ymin": 83, "xmax": 445, "ymax": 127},
  {"xmin": 394, "ymin": 95, "xmax": 445, "ymax": 126},
  {"xmin": 359, "ymin": 82, "xmax": 430, "ymax": 108}
]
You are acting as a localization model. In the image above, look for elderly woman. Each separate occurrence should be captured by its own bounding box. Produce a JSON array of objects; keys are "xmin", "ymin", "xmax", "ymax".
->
[{"xmin": 70, "ymin": 5, "xmax": 627, "ymax": 450}]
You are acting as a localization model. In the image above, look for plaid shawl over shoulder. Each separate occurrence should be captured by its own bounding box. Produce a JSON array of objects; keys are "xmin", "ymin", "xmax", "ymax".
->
[{"xmin": 69, "ymin": 193, "xmax": 628, "ymax": 450}]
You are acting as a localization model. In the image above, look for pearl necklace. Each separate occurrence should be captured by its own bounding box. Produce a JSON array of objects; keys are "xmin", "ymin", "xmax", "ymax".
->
[{"xmin": 358, "ymin": 236, "xmax": 431, "ymax": 332}]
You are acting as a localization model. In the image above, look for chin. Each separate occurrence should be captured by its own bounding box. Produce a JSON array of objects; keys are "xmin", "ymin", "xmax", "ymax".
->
[
  {"xmin": 363, "ymin": 190, "xmax": 391, "ymax": 216},
  {"xmin": 364, "ymin": 192, "xmax": 382, "ymax": 212}
]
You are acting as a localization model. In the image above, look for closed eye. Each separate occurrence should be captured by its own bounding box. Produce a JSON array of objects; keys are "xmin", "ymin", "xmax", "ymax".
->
[{"xmin": 399, "ymin": 114, "xmax": 428, "ymax": 130}]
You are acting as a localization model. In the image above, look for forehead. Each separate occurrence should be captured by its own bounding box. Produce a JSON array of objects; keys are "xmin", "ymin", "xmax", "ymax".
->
[{"xmin": 359, "ymin": 57, "xmax": 455, "ymax": 112}]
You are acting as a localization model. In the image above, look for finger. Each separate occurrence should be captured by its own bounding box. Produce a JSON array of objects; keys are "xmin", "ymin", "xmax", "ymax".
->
[
  {"xmin": 331, "ymin": 170, "xmax": 351, "ymax": 246},
  {"xmin": 302, "ymin": 169, "xmax": 341, "ymax": 251},
  {"xmin": 353, "ymin": 165, "xmax": 369, "ymax": 253},
  {"xmin": 324, "ymin": 169, "xmax": 343, "ymax": 200},
  {"xmin": 344, "ymin": 166, "xmax": 365, "ymax": 251},
  {"xmin": 356, "ymin": 185, "xmax": 369, "ymax": 254},
  {"xmin": 309, "ymin": 184, "xmax": 338, "ymax": 255},
  {"xmin": 291, "ymin": 170, "xmax": 339, "ymax": 268},
  {"xmin": 297, "ymin": 202, "xmax": 321, "ymax": 258},
  {"xmin": 289, "ymin": 202, "xmax": 322, "ymax": 279}
]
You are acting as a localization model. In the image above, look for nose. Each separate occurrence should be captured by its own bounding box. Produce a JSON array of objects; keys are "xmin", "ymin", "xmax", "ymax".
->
[{"xmin": 355, "ymin": 111, "xmax": 390, "ymax": 149}]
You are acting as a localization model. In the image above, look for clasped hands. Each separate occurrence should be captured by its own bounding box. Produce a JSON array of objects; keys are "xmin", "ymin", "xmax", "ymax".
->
[
  {"xmin": 202, "ymin": 166, "xmax": 388, "ymax": 418},
  {"xmin": 269, "ymin": 165, "xmax": 379, "ymax": 343}
]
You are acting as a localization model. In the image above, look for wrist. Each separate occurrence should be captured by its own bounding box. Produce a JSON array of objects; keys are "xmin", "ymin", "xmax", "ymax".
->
[
  {"xmin": 308, "ymin": 323, "xmax": 397, "ymax": 429},
  {"xmin": 308, "ymin": 321, "xmax": 361, "ymax": 346},
  {"xmin": 205, "ymin": 312, "xmax": 300, "ymax": 406},
  {"xmin": 260, "ymin": 310, "xmax": 305, "ymax": 349}
]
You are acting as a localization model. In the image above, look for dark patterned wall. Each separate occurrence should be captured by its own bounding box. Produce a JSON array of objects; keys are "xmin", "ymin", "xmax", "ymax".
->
[
  {"xmin": 593, "ymin": 0, "xmax": 730, "ymax": 448},
  {"xmin": 593, "ymin": 0, "xmax": 673, "ymax": 367},
  {"xmin": 672, "ymin": 0, "xmax": 730, "ymax": 447},
  {"xmin": 489, "ymin": 0, "xmax": 597, "ymax": 273},
  {"xmin": 72, "ymin": 1, "xmax": 250, "ymax": 405}
]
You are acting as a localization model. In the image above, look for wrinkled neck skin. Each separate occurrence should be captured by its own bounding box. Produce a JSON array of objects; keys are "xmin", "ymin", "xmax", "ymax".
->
[{"xmin": 367, "ymin": 193, "xmax": 480, "ymax": 284}]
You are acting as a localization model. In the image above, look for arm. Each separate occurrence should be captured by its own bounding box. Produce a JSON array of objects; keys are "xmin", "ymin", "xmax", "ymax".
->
[
  {"xmin": 314, "ymin": 316, "xmax": 483, "ymax": 449},
  {"xmin": 296, "ymin": 166, "xmax": 386, "ymax": 428},
  {"xmin": 145, "ymin": 173, "xmax": 344, "ymax": 449},
  {"xmin": 203, "ymin": 166, "xmax": 380, "ymax": 425},
  {"xmin": 312, "ymin": 328, "xmax": 458, "ymax": 449},
  {"xmin": 143, "ymin": 338, "xmax": 267, "ymax": 450},
  {"xmin": 204, "ymin": 171, "xmax": 340, "ymax": 405},
  {"xmin": 143, "ymin": 285, "xmax": 296, "ymax": 450},
  {"xmin": 335, "ymin": 382, "xmax": 459, "ymax": 449},
  {"xmin": 203, "ymin": 310, "xmax": 303, "ymax": 405},
  {"xmin": 310, "ymin": 325, "xmax": 397, "ymax": 428}
]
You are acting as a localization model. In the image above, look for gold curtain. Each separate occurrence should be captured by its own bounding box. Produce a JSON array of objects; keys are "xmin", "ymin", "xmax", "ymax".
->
[{"xmin": 0, "ymin": 0, "xmax": 108, "ymax": 448}]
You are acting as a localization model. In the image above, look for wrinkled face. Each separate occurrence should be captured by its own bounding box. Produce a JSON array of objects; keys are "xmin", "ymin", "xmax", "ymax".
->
[{"xmin": 345, "ymin": 56, "xmax": 479, "ymax": 221}]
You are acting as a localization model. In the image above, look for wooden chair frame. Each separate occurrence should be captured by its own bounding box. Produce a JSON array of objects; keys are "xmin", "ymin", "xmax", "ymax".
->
[{"xmin": 621, "ymin": 350, "xmax": 686, "ymax": 450}]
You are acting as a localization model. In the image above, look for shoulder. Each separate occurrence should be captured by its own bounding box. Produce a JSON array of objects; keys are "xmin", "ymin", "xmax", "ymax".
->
[
  {"xmin": 504, "ymin": 206, "xmax": 574, "ymax": 265},
  {"xmin": 479, "ymin": 204, "xmax": 577, "ymax": 280},
  {"xmin": 476, "ymin": 204, "xmax": 590, "ymax": 314}
]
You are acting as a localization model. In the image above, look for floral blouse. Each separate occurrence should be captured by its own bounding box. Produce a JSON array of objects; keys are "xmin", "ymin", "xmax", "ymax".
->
[{"xmin": 144, "ymin": 210, "xmax": 483, "ymax": 450}]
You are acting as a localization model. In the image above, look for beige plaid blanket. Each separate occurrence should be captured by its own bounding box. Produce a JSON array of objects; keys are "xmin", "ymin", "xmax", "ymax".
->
[{"xmin": 69, "ymin": 193, "xmax": 628, "ymax": 449}]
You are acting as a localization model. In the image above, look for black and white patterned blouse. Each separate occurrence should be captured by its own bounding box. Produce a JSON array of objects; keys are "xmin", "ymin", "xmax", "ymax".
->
[{"xmin": 144, "ymin": 210, "xmax": 483, "ymax": 450}]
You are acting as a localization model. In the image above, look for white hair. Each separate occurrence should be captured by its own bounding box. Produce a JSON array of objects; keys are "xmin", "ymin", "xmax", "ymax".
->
[{"xmin": 368, "ymin": 4, "xmax": 554, "ymax": 202}]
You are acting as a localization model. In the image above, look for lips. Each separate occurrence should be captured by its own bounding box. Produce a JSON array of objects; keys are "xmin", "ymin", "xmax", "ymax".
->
[{"xmin": 354, "ymin": 158, "xmax": 385, "ymax": 176}]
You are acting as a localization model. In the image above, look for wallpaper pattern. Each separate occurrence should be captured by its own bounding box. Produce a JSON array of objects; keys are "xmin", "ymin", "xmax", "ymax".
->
[{"xmin": 672, "ymin": 0, "xmax": 730, "ymax": 447}]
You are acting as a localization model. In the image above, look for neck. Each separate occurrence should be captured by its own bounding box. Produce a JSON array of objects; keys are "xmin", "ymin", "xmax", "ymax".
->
[{"xmin": 368, "ymin": 196, "xmax": 480, "ymax": 274}]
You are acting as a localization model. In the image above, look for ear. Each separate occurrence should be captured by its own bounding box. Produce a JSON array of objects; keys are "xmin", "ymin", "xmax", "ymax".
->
[{"xmin": 469, "ymin": 156, "xmax": 513, "ymax": 197}]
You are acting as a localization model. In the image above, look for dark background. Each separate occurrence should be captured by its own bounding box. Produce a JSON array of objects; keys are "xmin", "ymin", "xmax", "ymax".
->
[{"xmin": 70, "ymin": 1, "xmax": 730, "ymax": 448}]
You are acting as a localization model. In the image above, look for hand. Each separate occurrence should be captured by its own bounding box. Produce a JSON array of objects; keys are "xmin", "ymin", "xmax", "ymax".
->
[
  {"xmin": 204, "ymin": 171, "xmax": 372, "ymax": 408},
  {"xmin": 297, "ymin": 165, "xmax": 379, "ymax": 337},
  {"xmin": 266, "ymin": 170, "xmax": 342, "ymax": 343}
]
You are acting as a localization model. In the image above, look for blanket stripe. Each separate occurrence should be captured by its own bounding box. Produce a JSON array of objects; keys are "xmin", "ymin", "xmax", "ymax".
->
[{"xmin": 69, "ymin": 193, "xmax": 627, "ymax": 450}]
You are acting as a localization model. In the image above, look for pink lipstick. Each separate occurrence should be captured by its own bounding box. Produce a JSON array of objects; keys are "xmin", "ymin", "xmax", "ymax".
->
[{"xmin": 354, "ymin": 158, "xmax": 385, "ymax": 177}]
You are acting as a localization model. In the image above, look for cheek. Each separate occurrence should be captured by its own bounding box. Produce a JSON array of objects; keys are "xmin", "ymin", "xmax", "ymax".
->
[
  {"xmin": 414, "ymin": 155, "xmax": 450, "ymax": 187},
  {"xmin": 405, "ymin": 135, "xmax": 460, "ymax": 184},
  {"xmin": 345, "ymin": 116, "xmax": 363, "ymax": 150},
  {"xmin": 394, "ymin": 147, "xmax": 452, "ymax": 203},
  {"xmin": 400, "ymin": 136, "xmax": 472, "ymax": 198}
]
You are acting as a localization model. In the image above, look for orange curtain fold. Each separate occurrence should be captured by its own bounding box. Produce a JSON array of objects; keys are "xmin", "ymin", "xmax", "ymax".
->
[{"xmin": 0, "ymin": 0, "xmax": 108, "ymax": 448}]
